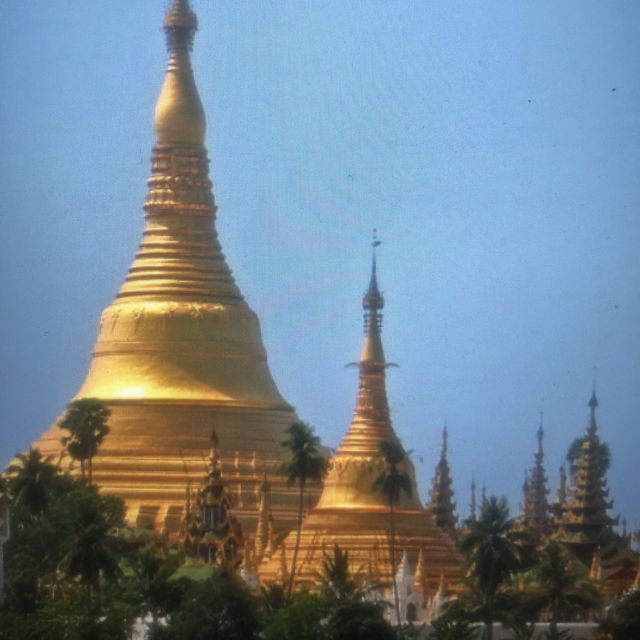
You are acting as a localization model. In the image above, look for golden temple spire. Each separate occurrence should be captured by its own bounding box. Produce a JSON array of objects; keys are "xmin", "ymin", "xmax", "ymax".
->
[
  {"xmin": 361, "ymin": 230, "xmax": 385, "ymax": 365},
  {"xmin": 336, "ymin": 234, "xmax": 397, "ymax": 459},
  {"xmin": 155, "ymin": 0, "xmax": 205, "ymax": 146},
  {"xmin": 257, "ymin": 240, "xmax": 461, "ymax": 590}
]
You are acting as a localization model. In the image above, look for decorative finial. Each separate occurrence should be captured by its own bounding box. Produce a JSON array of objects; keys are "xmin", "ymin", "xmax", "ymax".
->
[
  {"xmin": 359, "ymin": 234, "xmax": 386, "ymax": 365},
  {"xmin": 589, "ymin": 378, "xmax": 598, "ymax": 407},
  {"xmin": 155, "ymin": 0, "xmax": 206, "ymax": 145},
  {"xmin": 587, "ymin": 381, "xmax": 598, "ymax": 436},
  {"xmin": 364, "ymin": 230, "xmax": 384, "ymax": 312},
  {"xmin": 537, "ymin": 412, "xmax": 544, "ymax": 454},
  {"xmin": 164, "ymin": 0, "xmax": 198, "ymax": 51},
  {"xmin": 441, "ymin": 420, "xmax": 448, "ymax": 455}
]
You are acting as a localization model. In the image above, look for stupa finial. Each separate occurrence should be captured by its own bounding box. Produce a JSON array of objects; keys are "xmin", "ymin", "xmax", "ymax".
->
[
  {"xmin": 587, "ymin": 381, "xmax": 598, "ymax": 436},
  {"xmin": 360, "ymin": 232, "xmax": 385, "ymax": 365},
  {"xmin": 442, "ymin": 420, "xmax": 448, "ymax": 455},
  {"xmin": 155, "ymin": 0, "xmax": 205, "ymax": 145},
  {"xmin": 537, "ymin": 412, "xmax": 544, "ymax": 456}
]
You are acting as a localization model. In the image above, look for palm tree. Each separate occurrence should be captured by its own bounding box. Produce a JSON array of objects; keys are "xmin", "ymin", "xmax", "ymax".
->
[
  {"xmin": 59, "ymin": 398, "xmax": 111, "ymax": 483},
  {"xmin": 532, "ymin": 541, "xmax": 600, "ymax": 639},
  {"xmin": 58, "ymin": 492, "xmax": 122, "ymax": 609},
  {"xmin": 279, "ymin": 421, "xmax": 327, "ymax": 600},
  {"xmin": 459, "ymin": 495, "xmax": 521, "ymax": 640},
  {"xmin": 320, "ymin": 544, "xmax": 363, "ymax": 603},
  {"xmin": 373, "ymin": 436, "xmax": 412, "ymax": 627},
  {"xmin": 6, "ymin": 448, "xmax": 57, "ymax": 520}
]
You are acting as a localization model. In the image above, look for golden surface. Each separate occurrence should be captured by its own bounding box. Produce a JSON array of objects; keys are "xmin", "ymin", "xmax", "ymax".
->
[
  {"xmin": 259, "ymin": 255, "xmax": 461, "ymax": 589},
  {"xmin": 32, "ymin": 0, "xmax": 321, "ymax": 536}
]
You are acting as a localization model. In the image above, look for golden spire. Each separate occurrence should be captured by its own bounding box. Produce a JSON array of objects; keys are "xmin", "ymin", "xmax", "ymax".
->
[
  {"xmin": 257, "ymin": 241, "xmax": 462, "ymax": 589},
  {"xmin": 155, "ymin": 0, "xmax": 205, "ymax": 146},
  {"xmin": 336, "ymin": 232, "xmax": 397, "ymax": 459},
  {"xmin": 315, "ymin": 236, "xmax": 421, "ymax": 510}
]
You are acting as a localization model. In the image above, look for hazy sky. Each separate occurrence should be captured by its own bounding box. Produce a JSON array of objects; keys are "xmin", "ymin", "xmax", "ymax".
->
[{"xmin": 1, "ymin": 1, "xmax": 639, "ymax": 530}]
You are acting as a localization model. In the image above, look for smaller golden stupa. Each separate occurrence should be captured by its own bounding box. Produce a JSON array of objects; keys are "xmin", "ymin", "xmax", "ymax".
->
[{"xmin": 259, "ymin": 240, "xmax": 461, "ymax": 595}]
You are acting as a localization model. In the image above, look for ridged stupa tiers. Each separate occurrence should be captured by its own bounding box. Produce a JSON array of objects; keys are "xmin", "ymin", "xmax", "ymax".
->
[
  {"xmin": 32, "ymin": 0, "xmax": 320, "ymax": 536},
  {"xmin": 259, "ymin": 243, "xmax": 461, "ymax": 591},
  {"xmin": 553, "ymin": 389, "xmax": 618, "ymax": 561}
]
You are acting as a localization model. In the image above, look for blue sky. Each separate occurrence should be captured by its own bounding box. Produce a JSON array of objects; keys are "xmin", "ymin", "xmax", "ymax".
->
[{"xmin": 1, "ymin": 1, "xmax": 639, "ymax": 530}]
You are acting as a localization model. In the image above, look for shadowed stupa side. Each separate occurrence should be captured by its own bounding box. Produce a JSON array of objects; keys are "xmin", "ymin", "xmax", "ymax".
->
[{"xmin": 32, "ymin": 0, "xmax": 321, "ymax": 536}]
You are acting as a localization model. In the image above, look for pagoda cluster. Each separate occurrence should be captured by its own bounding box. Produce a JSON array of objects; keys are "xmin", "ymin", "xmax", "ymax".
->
[{"xmin": 423, "ymin": 388, "xmax": 636, "ymax": 595}]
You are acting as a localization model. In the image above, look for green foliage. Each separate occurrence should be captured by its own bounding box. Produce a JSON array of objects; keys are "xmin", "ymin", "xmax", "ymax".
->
[
  {"xmin": 264, "ymin": 590, "xmax": 327, "ymax": 640},
  {"xmin": 600, "ymin": 589, "xmax": 640, "ymax": 640},
  {"xmin": 59, "ymin": 398, "xmax": 111, "ymax": 482},
  {"xmin": 169, "ymin": 569, "xmax": 262, "ymax": 640},
  {"xmin": 324, "ymin": 600, "xmax": 396, "ymax": 640},
  {"xmin": 279, "ymin": 421, "xmax": 328, "ymax": 489},
  {"xmin": 530, "ymin": 540, "xmax": 599, "ymax": 635},
  {"xmin": 320, "ymin": 544, "xmax": 363, "ymax": 603},
  {"xmin": 458, "ymin": 495, "xmax": 521, "ymax": 640},
  {"xmin": 373, "ymin": 437, "xmax": 413, "ymax": 506},
  {"xmin": 128, "ymin": 545, "xmax": 186, "ymax": 627},
  {"xmin": 6, "ymin": 448, "xmax": 57, "ymax": 520},
  {"xmin": 58, "ymin": 490, "xmax": 124, "ymax": 599}
]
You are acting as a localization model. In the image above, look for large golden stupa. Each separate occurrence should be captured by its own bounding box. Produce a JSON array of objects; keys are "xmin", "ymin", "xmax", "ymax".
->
[
  {"xmin": 32, "ymin": 0, "xmax": 319, "ymax": 535},
  {"xmin": 258, "ymin": 246, "xmax": 461, "ymax": 591}
]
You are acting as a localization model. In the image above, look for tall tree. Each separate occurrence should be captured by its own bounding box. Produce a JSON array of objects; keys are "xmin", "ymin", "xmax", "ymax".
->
[
  {"xmin": 459, "ymin": 495, "xmax": 521, "ymax": 640},
  {"xmin": 373, "ymin": 436, "xmax": 412, "ymax": 627},
  {"xmin": 58, "ymin": 491, "xmax": 122, "ymax": 610},
  {"xmin": 59, "ymin": 398, "xmax": 111, "ymax": 483},
  {"xmin": 279, "ymin": 421, "xmax": 327, "ymax": 600},
  {"xmin": 6, "ymin": 448, "xmax": 57, "ymax": 520},
  {"xmin": 531, "ymin": 541, "xmax": 599, "ymax": 639}
]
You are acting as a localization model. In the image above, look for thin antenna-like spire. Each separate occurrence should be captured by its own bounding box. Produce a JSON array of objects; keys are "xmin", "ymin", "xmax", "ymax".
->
[
  {"xmin": 470, "ymin": 478, "xmax": 477, "ymax": 522},
  {"xmin": 537, "ymin": 412, "xmax": 544, "ymax": 455},
  {"xmin": 588, "ymin": 381, "xmax": 599, "ymax": 436}
]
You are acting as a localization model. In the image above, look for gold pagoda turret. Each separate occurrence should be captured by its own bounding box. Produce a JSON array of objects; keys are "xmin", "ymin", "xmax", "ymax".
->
[
  {"xmin": 31, "ymin": 0, "xmax": 319, "ymax": 536},
  {"xmin": 553, "ymin": 388, "xmax": 618, "ymax": 562},
  {"xmin": 258, "ymin": 240, "xmax": 461, "ymax": 592},
  {"xmin": 426, "ymin": 423, "xmax": 457, "ymax": 533}
]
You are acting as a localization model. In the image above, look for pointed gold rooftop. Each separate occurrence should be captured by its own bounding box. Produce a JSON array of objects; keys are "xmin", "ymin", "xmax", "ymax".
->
[
  {"xmin": 259, "ymin": 241, "xmax": 461, "ymax": 591},
  {"xmin": 32, "ymin": 0, "xmax": 319, "ymax": 536}
]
